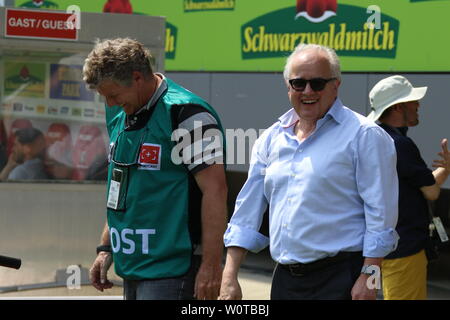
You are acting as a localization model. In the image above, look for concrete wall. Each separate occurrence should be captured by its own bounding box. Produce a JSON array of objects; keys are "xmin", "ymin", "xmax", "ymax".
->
[{"xmin": 0, "ymin": 182, "xmax": 121, "ymax": 289}]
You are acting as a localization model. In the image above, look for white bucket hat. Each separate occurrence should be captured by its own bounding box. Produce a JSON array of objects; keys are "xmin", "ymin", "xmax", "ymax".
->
[{"xmin": 367, "ymin": 75, "xmax": 427, "ymax": 121}]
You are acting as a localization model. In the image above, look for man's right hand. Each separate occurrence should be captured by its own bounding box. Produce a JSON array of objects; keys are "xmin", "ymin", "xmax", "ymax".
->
[
  {"xmin": 89, "ymin": 252, "xmax": 114, "ymax": 292},
  {"xmin": 219, "ymin": 275, "xmax": 243, "ymax": 300},
  {"xmin": 219, "ymin": 246, "xmax": 247, "ymax": 300}
]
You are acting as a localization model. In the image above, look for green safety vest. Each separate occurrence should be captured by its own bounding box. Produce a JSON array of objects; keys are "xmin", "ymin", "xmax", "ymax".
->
[{"xmin": 105, "ymin": 78, "xmax": 225, "ymax": 280}]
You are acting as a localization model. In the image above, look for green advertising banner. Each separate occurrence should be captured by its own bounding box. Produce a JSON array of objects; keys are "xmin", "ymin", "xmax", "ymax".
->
[
  {"xmin": 4, "ymin": 61, "xmax": 46, "ymax": 97},
  {"xmin": 15, "ymin": 0, "xmax": 450, "ymax": 72}
]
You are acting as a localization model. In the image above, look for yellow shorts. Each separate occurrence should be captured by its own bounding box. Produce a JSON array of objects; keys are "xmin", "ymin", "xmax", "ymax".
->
[{"xmin": 381, "ymin": 249, "xmax": 427, "ymax": 300}]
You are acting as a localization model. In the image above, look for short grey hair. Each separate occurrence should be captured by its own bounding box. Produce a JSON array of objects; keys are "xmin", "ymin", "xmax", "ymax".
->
[
  {"xmin": 283, "ymin": 44, "xmax": 341, "ymax": 81},
  {"xmin": 83, "ymin": 38, "xmax": 153, "ymax": 89}
]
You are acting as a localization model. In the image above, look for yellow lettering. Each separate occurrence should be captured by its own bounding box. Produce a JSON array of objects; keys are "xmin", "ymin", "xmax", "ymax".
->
[
  {"xmin": 57, "ymin": 66, "xmax": 82, "ymax": 81},
  {"xmin": 307, "ymin": 32, "xmax": 319, "ymax": 44},
  {"xmin": 334, "ymin": 23, "xmax": 346, "ymax": 50},
  {"xmin": 382, "ymin": 22, "xmax": 395, "ymax": 50},
  {"xmin": 257, "ymin": 26, "xmax": 265, "ymax": 51},
  {"xmin": 345, "ymin": 31, "xmax": 362, "ymax": 50},
  {"xmin": 361, "ymin": 23, "xmax": 369, "ymax": 50},
  {"xmin": 165, "ymin": 28, "xmax": 175, "ymax": 53},
  {"xmin": 319, "ymin": 32, "xmax": 329, "ymax": 46},
  {"xmin": 280, "ymin": 34, "xmax": 291, "ymax": 51},
  {"xmin": 62, "ymin": 84, "xmax": 80, "ymax": 97},
  {"xmin": 242, "ymin": 27, "xmax": 253, "ymax": 53},
  {"xmin": 290, "ymin": 33, "xmax": 301, "ymax": 51},
  {"xmin": 374, "ymin": 30, "xmax": 383, "ymax": 50},
  {"xmin": 240, "ymin": 21, "xmax": 396, "ymax": 55},
  {"xmin": 184, "ymin": 0, "xmax": 235, "ymax": 11},
  {"xmin": 329, "ymin": 24, "xmax": 335, "ymax": 49}
]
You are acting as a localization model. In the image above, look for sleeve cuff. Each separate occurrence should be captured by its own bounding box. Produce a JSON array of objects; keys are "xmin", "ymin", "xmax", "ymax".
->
[
  {"xmin": 363, "ymin": 228, "xmax": 400, "ymax": 258},
  {"xmin": 223, "ymin": 223, "xmax": 270, "ymax": 253}
]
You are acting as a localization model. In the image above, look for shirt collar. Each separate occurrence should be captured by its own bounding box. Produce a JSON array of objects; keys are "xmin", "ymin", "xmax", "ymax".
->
[
  {"xmin": 279, "ymin": 109, "xmax": 299, "ymax": 128},
  {"xmin": 379, "ymin": 123, "xmax": 409, "ymax": 136},
  {"xmin": 326, "ymin": 98, "xmax": 345, "ymax": 124},
  {"xmin": 126, "ymin": 73, "xmax": 167, "ymax": 128},
  {"xmin": 279, "ymin": 98, "xmax": 345, "ymax": 128},
  {"xmin": 135, "ymin": 73, "xmax": 167, "ymax": 115}
]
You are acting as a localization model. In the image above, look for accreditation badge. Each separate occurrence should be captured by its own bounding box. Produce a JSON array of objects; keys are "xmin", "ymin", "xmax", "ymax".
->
[{"xmin": 107, "ymin": 168, "xmax": 123, "ymax": 210}]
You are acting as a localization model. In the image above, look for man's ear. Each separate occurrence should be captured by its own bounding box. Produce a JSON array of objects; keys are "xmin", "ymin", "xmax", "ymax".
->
[
  {"xmin": 334, "ymin": 78, "xmax": 341, "ymax": 89},
  {"xmin": 132, "ymin": 71, "xmax": 144, "ymax": 83}
]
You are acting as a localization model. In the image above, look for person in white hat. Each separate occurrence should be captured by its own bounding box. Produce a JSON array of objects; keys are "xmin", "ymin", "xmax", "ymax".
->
[{"xmin": 368, "ymin": 75, "xmax": 450, "ymax": 300}]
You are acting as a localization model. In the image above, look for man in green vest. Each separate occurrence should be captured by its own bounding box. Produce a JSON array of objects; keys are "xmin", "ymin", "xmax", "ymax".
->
[{"xmin": 83, "ymin": 38, "xmax": 228, "ymax": 300}]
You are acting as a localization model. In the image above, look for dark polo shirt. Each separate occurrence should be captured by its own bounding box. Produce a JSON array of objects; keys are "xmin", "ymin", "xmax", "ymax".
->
[{"xmin": 379, "ymin": 124, "xmax": 435, "ymax": 259}]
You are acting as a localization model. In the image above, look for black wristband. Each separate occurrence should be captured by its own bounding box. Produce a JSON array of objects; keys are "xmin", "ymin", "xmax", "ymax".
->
[{"xmin": 96, "ymin": 245, "xmax": 112, "ymax": 255}]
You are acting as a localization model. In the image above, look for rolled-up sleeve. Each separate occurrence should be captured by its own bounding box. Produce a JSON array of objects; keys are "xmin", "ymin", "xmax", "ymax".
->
[
  {"xmin": 355, "ymin": 126, "xmax": 400, "ymax": 258},
  {"xmin": 224, "ymin": 224, "xmax": 269, "ymax": 253},
  {"xmin": 223, "ymin": 135, "xmax": 270, "ymax": 253}
]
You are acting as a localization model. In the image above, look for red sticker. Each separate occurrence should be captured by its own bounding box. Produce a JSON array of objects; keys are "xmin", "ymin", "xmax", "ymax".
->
[{"xmin": 138, "ymin": 143, "xmax": 161, "ymax": 170}]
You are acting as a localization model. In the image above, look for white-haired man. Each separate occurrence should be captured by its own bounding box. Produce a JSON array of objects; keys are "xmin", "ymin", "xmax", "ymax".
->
[{"xmin": 220, "ymin": 44, "xmax": 399, "ymax": 300}]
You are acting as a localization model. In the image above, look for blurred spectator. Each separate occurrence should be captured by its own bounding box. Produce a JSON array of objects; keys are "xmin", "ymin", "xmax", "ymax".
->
[
  {"xmin": 6, "ymin": 119, "xmax": 32, "ymax": 156},
  {"xmin": 0, "ymin": 127, "xmax": 49, "ymax": 181}
]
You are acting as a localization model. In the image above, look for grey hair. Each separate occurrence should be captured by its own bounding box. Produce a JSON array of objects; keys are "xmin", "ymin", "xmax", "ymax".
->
[
  {"xmin": 283, "ymin": 44, "xmax": 341, "ymax": 81},
  {"xmin": 83, "ymin": 38, "xmax": 153, "ymax": 89}
]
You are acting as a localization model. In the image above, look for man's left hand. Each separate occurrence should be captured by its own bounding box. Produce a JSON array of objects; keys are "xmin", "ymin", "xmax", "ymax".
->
[
  {"xmin": 351, "ymin": 274, "xmax": 378, "ymax": 300},
  {"xmin": 433, "ymin": 138, "xmax": 450, "ymax": 172}
]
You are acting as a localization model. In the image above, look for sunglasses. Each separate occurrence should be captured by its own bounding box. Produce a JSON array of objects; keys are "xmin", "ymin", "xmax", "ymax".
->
[{"xmin": 288, "ymin": 77, "xmax": 337, "ymax": 92}]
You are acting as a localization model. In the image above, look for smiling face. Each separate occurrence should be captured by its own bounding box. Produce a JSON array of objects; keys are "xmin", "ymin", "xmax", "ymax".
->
[
  {"xmin": 287, "ymin": 49, "xmax": 340, "ymax": 122},
  {"xmin": 97, "ymin": 79, "xmax": 140, "ymax": 115}
]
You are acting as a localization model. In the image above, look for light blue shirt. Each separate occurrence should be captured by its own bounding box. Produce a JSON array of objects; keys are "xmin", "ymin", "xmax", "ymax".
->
[
  {"xmin": 224, "ymin": 99, "xmax": 399, "ymax": 264},
  {"xmin": 8, "ymin": 158, "xmax": 48, "ymax": 180}
]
